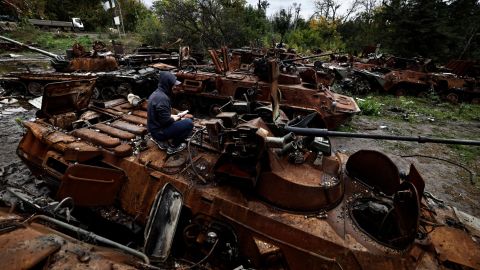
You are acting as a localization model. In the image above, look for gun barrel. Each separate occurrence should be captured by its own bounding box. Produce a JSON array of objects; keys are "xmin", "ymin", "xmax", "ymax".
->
[
  {"xmin": 285, "ymin": 126, "xmax": 480, "ymax": 146},
  {"xmin": 0, "ymin": 35, "xmax": 59, "ymax": 58}
]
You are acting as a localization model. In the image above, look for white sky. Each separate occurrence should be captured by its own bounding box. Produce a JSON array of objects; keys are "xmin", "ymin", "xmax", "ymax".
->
[{"xmin": 140, "ymin": 0, "xmax": 353, "ymax": 20}]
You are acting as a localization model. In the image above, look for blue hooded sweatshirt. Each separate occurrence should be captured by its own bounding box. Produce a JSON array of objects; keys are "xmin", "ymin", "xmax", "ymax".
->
[{"xmin": 147, "ymin": 72, "xmax": 177, "ymax": 134}]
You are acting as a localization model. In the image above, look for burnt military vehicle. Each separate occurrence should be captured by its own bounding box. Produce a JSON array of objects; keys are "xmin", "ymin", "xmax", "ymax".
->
[{"xmin": 14, "ymin": 63, "xmax": 480, "ymax": 269}]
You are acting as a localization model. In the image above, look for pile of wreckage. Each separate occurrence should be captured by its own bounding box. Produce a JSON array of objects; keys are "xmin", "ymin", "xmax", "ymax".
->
[
  {"xmin": 0, "ymin": 37, "xmax": 479, "ymax": 270},
  {"xmin": 321, "ymin": 53, "xmax": 479, "ymax": 104}
]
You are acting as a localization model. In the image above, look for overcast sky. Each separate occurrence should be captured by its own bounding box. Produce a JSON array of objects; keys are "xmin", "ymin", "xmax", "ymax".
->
[{"xmin": 140, "ymin": 0, "xmax": 321, "ymax": 19}]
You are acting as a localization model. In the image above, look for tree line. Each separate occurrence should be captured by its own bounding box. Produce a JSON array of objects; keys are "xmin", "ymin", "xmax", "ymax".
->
[{"xmin": 1, "ymin": 0, "xmax": 478, "ymax": 62}]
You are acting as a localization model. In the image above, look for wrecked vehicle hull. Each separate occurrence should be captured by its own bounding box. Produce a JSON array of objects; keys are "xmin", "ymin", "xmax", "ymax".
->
[
  {"xmin": 14, "ymin": 80, "xmax": 480, "ymax": 269},
  {"xmin": 174, "ymin": 71, "xmax": 360, "ymax": 130},
  {"xmin": 0, "ymin": 69, "xmax": 158, "ymax": 99},
  {"xmin": 0, "ymin": 209, "xmax": 144, "ymax": 269},
  {"xmin": 329, "ymin": 60, "xmax": 480, "ymax": 103}
]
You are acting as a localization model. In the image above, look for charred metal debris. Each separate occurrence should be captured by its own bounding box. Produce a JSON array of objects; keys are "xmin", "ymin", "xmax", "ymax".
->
[
  {"xmin": 0, "ymin": 37, "xmax": 479, "ymax": 269},
  {"xmin": 0, "ymin": 57, "xmax": 477, "ymax": 269}
]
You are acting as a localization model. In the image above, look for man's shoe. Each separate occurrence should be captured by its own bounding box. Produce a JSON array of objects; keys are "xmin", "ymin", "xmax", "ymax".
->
[
  {"xmin": 151, "ymin": 138, "xmax": 169, "ymax": 150},
  {"xmin": 167, "ymin": 143, "xmax": 187, "ymax": 155}
]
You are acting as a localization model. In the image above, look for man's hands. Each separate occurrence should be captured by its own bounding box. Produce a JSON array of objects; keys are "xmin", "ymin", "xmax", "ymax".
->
[{"xmin": 171, "ymin": 110, "xmax": 193, "ymax": 121}]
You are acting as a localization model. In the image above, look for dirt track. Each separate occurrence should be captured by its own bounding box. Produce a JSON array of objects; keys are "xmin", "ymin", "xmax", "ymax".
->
[
  {"xmin": 0, "ymin": 100, "xmax": 35, "ymax": 189},
  {"xmin": 332, "ymin": 115, "xmax": 480, "ymax": 216}
]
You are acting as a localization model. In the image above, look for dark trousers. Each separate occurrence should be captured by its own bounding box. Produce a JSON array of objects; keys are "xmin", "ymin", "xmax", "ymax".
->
[{"xmin": 151, "ymin": 119, "xmax": 193, "ymax": 146}]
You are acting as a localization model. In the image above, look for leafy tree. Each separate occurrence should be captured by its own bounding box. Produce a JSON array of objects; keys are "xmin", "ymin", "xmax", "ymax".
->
[
  {"xmin": 153, "ymin": 0, "xmax": 269, "ymax": 51},
  {"xmin": 135, "ymin": 12, "xmax": 164, "ymax": 46},
  {"xmin": 272, "ymin": 8, "xmax": 292, "ymax": 44}
]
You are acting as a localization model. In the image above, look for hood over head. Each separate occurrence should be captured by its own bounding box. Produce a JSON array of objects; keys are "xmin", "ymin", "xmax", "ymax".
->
[{"xmin": 157, "ymin": 71, "xmax": 181, "ymax": 95}]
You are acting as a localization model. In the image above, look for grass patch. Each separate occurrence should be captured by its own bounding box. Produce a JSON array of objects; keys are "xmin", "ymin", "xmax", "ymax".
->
[
  {"xmin": 337, "ymin": 122, "xmax": 356, "ymax": 132},
  {"xmin": 4, "ymin": 25, "xmax": 143, "ymax": 54},
  {"xmin": 358, "ymin": 95, "xmax": 480, "ymax": 122},
  {"xmin": 448, "ymin": 143, "xmax": 480, "ymax": 165},
  {"xmin": 5, "ymin": 26, "xmax": 92, "ymax": 53},
  {"xmin": 356, "ymin": 96, "xmax": 382, "ymax": 116}
]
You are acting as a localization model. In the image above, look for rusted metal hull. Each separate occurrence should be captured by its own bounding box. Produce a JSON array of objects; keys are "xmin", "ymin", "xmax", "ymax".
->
[
  {"xmin": 1, "ymin": 69, "xmax": 158, "ymax": 98},
  {"xmin": 174, "ymin": 71, "xmax": 360, "ymax": 130},
  {"xmin": 16, "ymin": 88, "xmax": 480, "ymax": 269},
  {"xmin": 0, "ymin": 209, "xmax": 139, "ymax": 270}
]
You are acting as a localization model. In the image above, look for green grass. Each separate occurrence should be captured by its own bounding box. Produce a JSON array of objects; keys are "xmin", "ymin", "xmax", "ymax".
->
[
  {"xmin": 3, "ymin": 25, "xmax": 143, "ymax": 54},
  {"xmin": 356, "ymin": 96, "xmax": 382, "ymax": 116},
  {"xmin": 4, "ymin": 26, "xmax": 92, "ymax": 53},
  {"xmin": 357, "ymin": 95, "xmax": 480, "ymax": 122}
]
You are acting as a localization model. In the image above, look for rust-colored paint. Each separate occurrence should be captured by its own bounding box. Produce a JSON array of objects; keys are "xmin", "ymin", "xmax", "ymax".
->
[
  {"xmin": 67, "ymin": 56, "xmax": 118, "ymax": 72},
  {"xmin": 175, "ymin": 70, "xmax": 360, "ymax": 130},
  {"xmin": 430, "ymin": 226, "xmax": 480, "ymax": 269},
  {"xmin": 0, "ymin": 210, "xmax": 138, "ymax": 270}
]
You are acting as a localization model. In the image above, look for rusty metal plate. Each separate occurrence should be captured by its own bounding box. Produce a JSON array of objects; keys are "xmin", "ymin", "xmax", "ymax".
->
[
  {"xmin": 430, "ymin": 226, "xmax": 480, "ymax": 269},
  {"xmin": 111, "ymin": 120, "xmax": 147, "ymax": 136},
  {"xmin": 72, "ymin": 128, "xmax": 121, "ymax": 148},
  {"xmin": 67, "ymin": 56, "xmax": 118, "ymax": 72},
  {"xmin": 346, "ymin": 150, "xmax": 400, "ymax": 195},
  {"xmin": 94, "ymin": 123, "xmax": 136, "ymax": 140},
  {"xmin": 0, "ymin": 233, "xmax": 61, "ymax": 269},
  {"xmin": 121, "ymin": 114, "xmax": 147, "ymax": 126},
  {"xmin": 57, "ymin": 164, "xmax": 126, "ymax": 206},
  {"xmin": 41, "ymin": 79, "xmax": 96, "ymax": 116}
]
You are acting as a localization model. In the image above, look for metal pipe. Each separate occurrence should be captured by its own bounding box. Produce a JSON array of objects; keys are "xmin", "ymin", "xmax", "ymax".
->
[
  {"xmin": 0, "ymin": 35, "xmax": 59, "ymax": 58},
  {"xmin": 27, "ymin": 215, "xmax": 150, "ymax": 264},
  {"xmin": 285, "ymin": 126, "xmax": 480, "ymax": 146}
]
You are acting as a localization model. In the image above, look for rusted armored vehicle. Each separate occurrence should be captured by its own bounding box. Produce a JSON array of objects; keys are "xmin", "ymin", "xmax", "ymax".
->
[
  {"xmin": 366, "ymin": 69, "xmax": 480, "ymax": 103},
  {"xmin": 0, "ymin": 35, "xmax": 118, "ymax": 72},
  {"xmin": 13, "ymin": 73, "xmax": 480, "ymax": 269},
  {"xmin": 0, "ymin": 67, "xmax": 158, "ymax": 99},
  {"xmin": 327, "ymin": 55, "xmax": 480, "ymax": 103},
  {"xmin": 173, "ymin": 55, "xmax": 359, "ymax": 130},
  {"xmin": 121, "ymin": 44, "xmax": 200, "ymax": 67},
  {"xmin": 0, "ymin": 35, "xmax": 161, "ymax": 99}
]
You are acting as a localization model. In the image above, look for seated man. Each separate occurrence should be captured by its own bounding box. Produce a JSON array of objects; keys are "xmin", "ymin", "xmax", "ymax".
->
[{"xmin": 147, "ymin": 72, "xmax": 193, "ymax": 154}]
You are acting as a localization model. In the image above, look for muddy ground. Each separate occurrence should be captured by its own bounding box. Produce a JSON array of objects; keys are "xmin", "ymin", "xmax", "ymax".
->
[{"xmin": 332, "ymin": 115, "xmax": 480, "ymax": 216}]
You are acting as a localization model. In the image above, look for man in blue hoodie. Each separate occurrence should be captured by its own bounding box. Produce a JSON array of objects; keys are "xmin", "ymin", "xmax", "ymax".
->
[{"xmin": 147, "ymin": 72, "xmax": 193, "ymax": 154}]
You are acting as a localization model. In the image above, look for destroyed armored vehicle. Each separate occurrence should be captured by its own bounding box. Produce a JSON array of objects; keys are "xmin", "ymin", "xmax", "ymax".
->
[
  {"xmin": 0, "ymin": 35, "xmax": 118, "ymax": 73},
  {"xmin": 14, "ymin": 69, "xmax": 480, "ymax": 269},
  {"xmin": 0, "ymin": 67, "xmax": 158, "ymax": 99},
  {"xmin": 327, "ymin": 61, "xmax": 480, "ymax": 103},
  {"xmin": 121, "ymin": 45, "xmax": 200, "ymax": 67},
  {"xmin": 0, "ymin": 35, "xmax": 160, "ymax": 99},
  {"xmin": 174, "ymin": 56, "xmax": 359, "ymax": 130}
]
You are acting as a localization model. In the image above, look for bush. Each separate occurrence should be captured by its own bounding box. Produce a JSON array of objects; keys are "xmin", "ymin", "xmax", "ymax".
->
[
  {"xmin": 136, "ymin": 14, "xmax": 163, "ymax": 46},
  {"xmin": 357, "ymin": 97, "xmax": 382, "ymax": 116}
]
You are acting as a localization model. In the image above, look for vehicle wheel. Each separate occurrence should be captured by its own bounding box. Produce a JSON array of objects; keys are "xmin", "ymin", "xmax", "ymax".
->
[
  {"xmin": 209, "ymin": 104, "xmax": 222, "ymax": 117},
  {"xmin": 116, "ymin": 83, "xmax": 132, "ymax": 97},
  {"xmin": 446, "ymin": 93, "xmax": 459, "ymax": 104},
  {"xmin": 27, "ymin": 82, "xmax": 44, "ymax": 96},
  {"xmin": 100, "ymin": 86, "xmax": 117, "ymax": 100},
  {"xmin": 176, "ymin": 98, "xmax": 193, "ymax": 112},
  {"xmin": 394, "ymin": 87, "xmax": 406, "ymax": 97}
]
